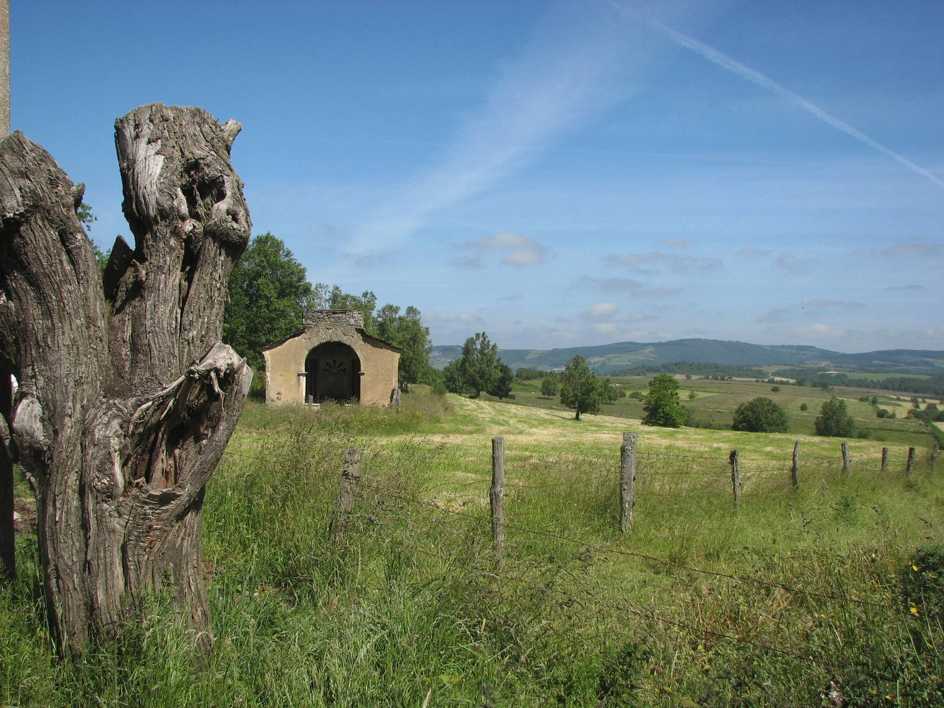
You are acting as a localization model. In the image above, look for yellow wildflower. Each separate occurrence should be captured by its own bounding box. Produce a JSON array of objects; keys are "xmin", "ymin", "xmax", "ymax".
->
[
  {"xmin": 910, "ymin": 606, "xmax": 920, "ymax": 616},
  {"xmin": 912, "ymin": 564, "xmax": 920, "ymax": 572}
]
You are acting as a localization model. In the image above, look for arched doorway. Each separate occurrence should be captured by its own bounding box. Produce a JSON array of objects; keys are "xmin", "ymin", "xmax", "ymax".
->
[{"xmin": 305, "ymin": 342, "xmax": 361, "ymax": 403}]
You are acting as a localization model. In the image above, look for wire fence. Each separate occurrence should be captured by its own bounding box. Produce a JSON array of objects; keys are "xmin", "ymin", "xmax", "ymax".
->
[{"xmin": 319, "ymin": 432, "xmax": 937, "ymax": 679}]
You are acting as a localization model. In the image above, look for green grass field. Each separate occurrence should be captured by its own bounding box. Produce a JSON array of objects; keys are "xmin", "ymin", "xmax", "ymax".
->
[
  {"xmin": 505, "ymin": 376, "xmax": 938, "ymax": 448},
  {"xmin": 3, "ymin": 390, "xmax": 943, "ymax": 705}
]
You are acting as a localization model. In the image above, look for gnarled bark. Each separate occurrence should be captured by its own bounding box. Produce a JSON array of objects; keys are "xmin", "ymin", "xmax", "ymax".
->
[{"xmin": 0, "ymin": 104, "xmax": 252, "ymax": 654}]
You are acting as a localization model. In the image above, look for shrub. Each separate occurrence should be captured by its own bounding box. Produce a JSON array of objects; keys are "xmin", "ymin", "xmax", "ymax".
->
[
  {"xmin": 815, "ymin": 397, "xmax": 856, "ymax": 437},
  {"xmin": 732, "ymin": 397, "xmax": 789, "ymax": 433},
  {"xmin": 540, "ymin": 376, "xmax": 559, "ymax": 398},
  {"xmin": 770, "ymin": 385, "xmax": 780, "ymax": 392},
  {"xmin": 800, "ymin": 402, "xmax": 808, "ymax": 412}
]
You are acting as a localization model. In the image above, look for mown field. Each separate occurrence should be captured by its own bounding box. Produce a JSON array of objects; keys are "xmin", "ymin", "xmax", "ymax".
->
[
  {"xmin": 2, "ymin": 389, "xmax": 943, "ymax": 705},
  {"xmin": 506, "ymin": 375, "xmax": 939, "ymax": 448}
]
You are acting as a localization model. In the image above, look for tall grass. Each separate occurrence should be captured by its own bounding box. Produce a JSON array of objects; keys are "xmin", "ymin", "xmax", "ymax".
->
[{"xmin": 2, "ymin": 390, "xmax": 943, "ymax": 705}]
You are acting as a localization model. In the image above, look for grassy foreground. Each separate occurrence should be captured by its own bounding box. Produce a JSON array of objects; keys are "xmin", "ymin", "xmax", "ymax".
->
[{"xmin": 2, "ymin": 389, "xmax": 944, "ymax": 705}]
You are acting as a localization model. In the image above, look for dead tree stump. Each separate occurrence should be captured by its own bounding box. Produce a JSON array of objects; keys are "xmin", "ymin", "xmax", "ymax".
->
[
  {"xmin": 330, "ymin": 448, "xmax": 362, "ymax": 543},
  {"xmin": 0, "ymin": 105, "xmax": 252, "ymax": 654}
]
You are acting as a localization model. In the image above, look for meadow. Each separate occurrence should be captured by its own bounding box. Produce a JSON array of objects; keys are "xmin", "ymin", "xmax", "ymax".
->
[
  {"xmin": 2, "ymin": 389, "xmax": 943, "ymax": 705},
  {"xmin": 507, "ymin": 375, "xmax": 939, "ymax": 448}
]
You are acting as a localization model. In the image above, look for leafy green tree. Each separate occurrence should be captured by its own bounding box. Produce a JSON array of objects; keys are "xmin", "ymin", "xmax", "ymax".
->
[
  {"xmin": 489, "ymin": 363, "xmax": 514, "ymax": 399},
  {"xmin": 376, "ymin": 304, "xmax": 432, "ymax": 385},
  {"xmin": 223, "ymin": 233, "xmax": 314, "ymax": 370},
  {"xmin": 599, "ymin": 378, "xmax": 619, "ymax": 404},
  {"xmin": 442, "ymin": 359, "xmax": 464, "ymax": 394},
  {"xmin": 77, "ymin": 201, "xmax": 97, "ymax": 232},
  {"xmin": 328, "ymin": 286, "xmax": 378, "ymax": 334},
  {"xmin": 642, "ymin": 374, "xmax": 688, "ymax": 428},
  {"xmin": 541, "ymin": 376, "xmax": 559, "ymax": 398},
  {"xmin": 560, "ymin": 355, "xmax": 602, "ymax": 420},
  {"xmin": 457, "ymin": 332, "xmax": 501, "ymax": 397},
  {"xmin": 732, "ymin": 397, "xmax": 789, "ymax": 433},
  {"xmin": 814, "ymin": 397, "xmax": 856, "ymax": 437},
  {"xmin": 75, "ymin": 202, "xmax": 111, "ymax": 270}
]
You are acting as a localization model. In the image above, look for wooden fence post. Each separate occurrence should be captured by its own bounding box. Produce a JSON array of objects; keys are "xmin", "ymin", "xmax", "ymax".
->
[
  {"xmin": 841, "ymin": 441, "xmax": 850, "ymax": 474},
  {"xmin": 905, "ymin": 447, "xmax": 915, "ymax": 476},
  {"xmin": 330, "ymin": 448, "xmax": 362, "ymax": 543},
  {"xmin": 491, "ymin": 436, "xmax": 505, "ymax": 566},
  {"xmin": 620, "ymin": 432, "xmax": 637, "ymax": 533},
  {"xmin": 790, "ymin": 441, "xmax": 800, "ymax": 489},
  {"xmin": 881, "ymin": 447, "xmax": 889, "ymax": 472},
  {"xmin": 729, "ymin": 449, "xmax": 741, "ymax": 507}
]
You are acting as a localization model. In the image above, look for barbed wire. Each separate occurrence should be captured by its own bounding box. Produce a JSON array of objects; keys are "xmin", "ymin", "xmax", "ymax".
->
[
  {"xmin": 350, "ymin": 485, "xmax": 832, "ymax": 667},
  {"xmin": 359, "ymin": 481, "xmax": 889, "ymax": 610}
]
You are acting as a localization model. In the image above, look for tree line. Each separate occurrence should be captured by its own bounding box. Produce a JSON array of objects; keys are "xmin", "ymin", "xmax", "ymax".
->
[
  {"xmin": 445, "ymin": 337, "xmax": 869, "ymax": 441},
  {"xmin": 772, "ymin": 368, "xmax": 944, "ymax": 398}
]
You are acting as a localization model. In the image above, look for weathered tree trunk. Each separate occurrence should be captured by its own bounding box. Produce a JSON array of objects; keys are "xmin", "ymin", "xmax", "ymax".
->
[
  {"xmin": 0, "ymin": 104, "xmax": 252, "ymax": 654},
  {"xmin": 0, "ymin": 0, "xmax": 13, "ymax": 583},
  {"xmin": 0, "ymin": 371, "xmax": 12, "ymax": 581}
]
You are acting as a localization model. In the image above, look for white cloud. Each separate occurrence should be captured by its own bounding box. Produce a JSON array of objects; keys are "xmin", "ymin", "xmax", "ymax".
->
[
  {"xmin": 589, "ymin": 302, "xmax": 618, "ymax": 318},
  {"xmin": 606, "ymin": 250, "xmax": 723, "ymax": 274},
  {"xmin": 453, "ymin": 233, "xmax": 548, "ymax": 268},
  {"xmin": 592, "ymin": 322, "xmax": 621, "ymax": 336},
  {"xmin": 579, "ymin": 276, "xmax": 681, "ymax": 298}
]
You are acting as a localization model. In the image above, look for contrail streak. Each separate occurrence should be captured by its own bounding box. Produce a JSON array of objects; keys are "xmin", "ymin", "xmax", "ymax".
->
[{"xmin": 609, "ymin": 1, "xmax": 944, "ymax": 190}]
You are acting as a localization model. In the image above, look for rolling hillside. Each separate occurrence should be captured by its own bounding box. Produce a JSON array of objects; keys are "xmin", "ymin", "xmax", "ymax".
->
[{"xmin": 430, "ymin": 338, "xmax": 944, "ymax": 374}]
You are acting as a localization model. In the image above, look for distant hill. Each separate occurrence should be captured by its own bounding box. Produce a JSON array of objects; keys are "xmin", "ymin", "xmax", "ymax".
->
[{"xmin": 430, "ymin": 339, "xmax": 944, "ymax": 375}]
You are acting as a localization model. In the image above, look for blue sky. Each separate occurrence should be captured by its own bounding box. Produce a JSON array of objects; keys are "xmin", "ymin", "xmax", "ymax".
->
[{"xmin": 12, "ymin": 1, "xmax": 943, "ymax": 352}]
